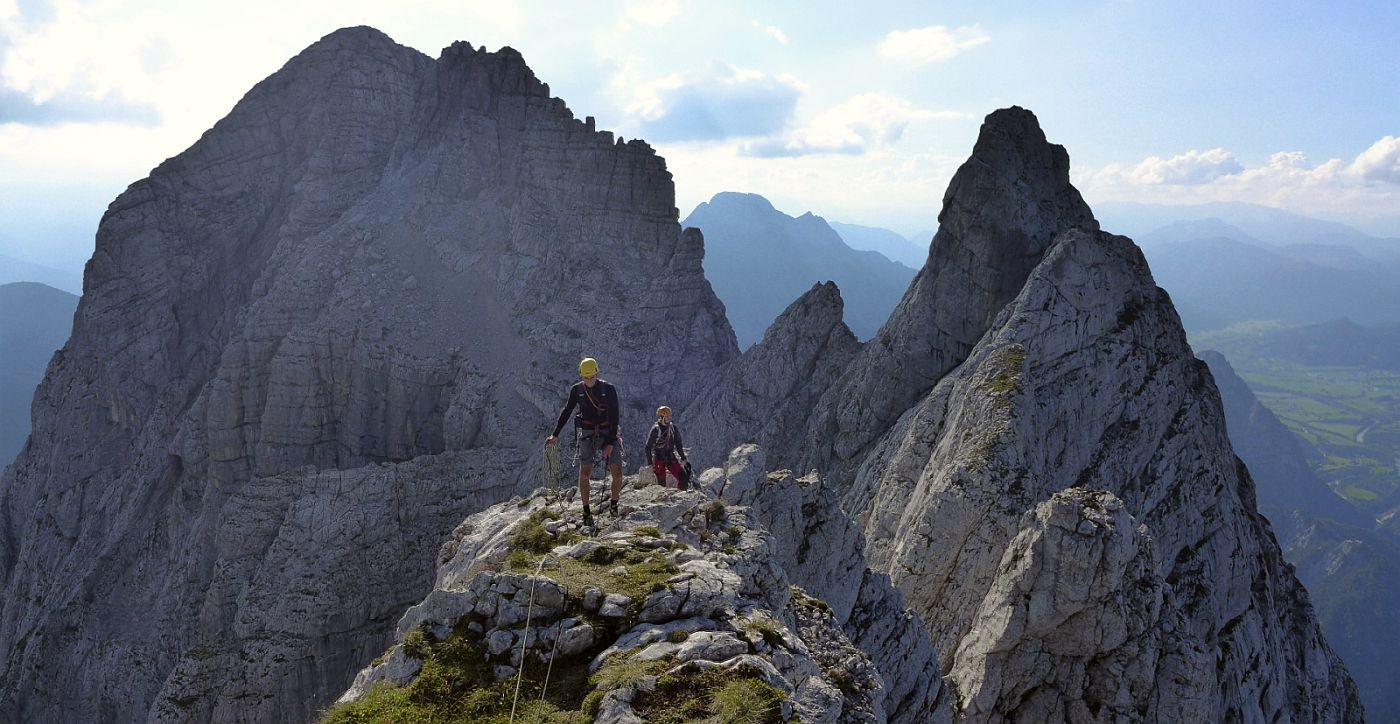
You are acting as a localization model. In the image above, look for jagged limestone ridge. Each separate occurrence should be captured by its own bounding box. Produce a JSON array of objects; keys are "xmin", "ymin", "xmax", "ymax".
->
[
  {"xmin": 853, "ymin": 227, "xmax": 1359, "ymax": 721},
  {"xmin": 0, "ymin": 26, "xmax": 737, "ymax": 724}
]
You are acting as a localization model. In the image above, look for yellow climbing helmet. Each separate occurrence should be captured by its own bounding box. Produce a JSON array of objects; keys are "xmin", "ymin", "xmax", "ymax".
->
[
  {"xmin": 579, "ymin": 357, "xmax": 599, "ymax": 378},
  {"xmin": 657, "ymin": 405, "xmax": 672, "ymax": 416}
]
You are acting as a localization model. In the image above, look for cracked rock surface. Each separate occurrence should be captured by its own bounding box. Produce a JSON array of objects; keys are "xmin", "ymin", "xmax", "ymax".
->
[
  {"xmin": 0, "ymin": 26, "xmax": 736, "ymax": 724},
  {"xmin": 333, "ymin": 480, "xmax": 906, "ymax": 722}
]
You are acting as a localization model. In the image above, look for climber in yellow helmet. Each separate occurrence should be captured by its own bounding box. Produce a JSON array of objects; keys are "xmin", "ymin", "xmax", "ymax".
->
[{"xmin": 546, "ymin": 357, "xmax": 623, "ymax": 527}]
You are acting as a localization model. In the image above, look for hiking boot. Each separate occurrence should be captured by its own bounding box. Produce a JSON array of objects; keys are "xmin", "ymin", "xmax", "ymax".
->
[
  {"xmin": 609, "ymin": 499, "xmax": 620, "ymax": 517},
  {"xmin": 581, "ymin": 506, "xmax": 594, "ymax": 528}
]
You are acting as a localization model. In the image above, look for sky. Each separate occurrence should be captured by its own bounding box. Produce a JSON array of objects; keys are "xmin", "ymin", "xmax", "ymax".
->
[{"xmin": 2, "ymin": 0, "xmax": 1398, "ymax": 272}]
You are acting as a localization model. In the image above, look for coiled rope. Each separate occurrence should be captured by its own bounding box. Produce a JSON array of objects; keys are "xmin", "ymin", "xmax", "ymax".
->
[{"xmin": 543, "ymin": 443, "xmax": 562, "ymax": 490}]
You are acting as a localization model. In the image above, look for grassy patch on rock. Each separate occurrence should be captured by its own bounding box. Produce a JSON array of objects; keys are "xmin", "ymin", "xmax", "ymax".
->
[
  {"xmin": 633, "ymin": 667, "xmax": 786, "ymax": 724},
  {"xmin": 789, "ymin": 586, "xmax": 831, "ymax": 613},
  {"xmin": 505, "ymin": 543, "xmax": 679, "ymax": 605},
  {"xmin": 510, "ymin": 508, "xmax": 580, "ymax": 555},
  {"xmin": 321, "ymin": 622, "xmax": 592, "ymax": 724}
]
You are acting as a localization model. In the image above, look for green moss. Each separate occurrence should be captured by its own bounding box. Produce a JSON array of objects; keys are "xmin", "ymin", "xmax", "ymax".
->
[
  {"xmin": 633, "ymin": 525, "xmax": 664, "ymax": 538},
  {"xmin": 667, "ymin": 629, "xmax": 691, "ymax": 644},
  {"xmin": 789, "ymin": 586, "xmax": 831, "ymax": 613},
  {"xmin": 504, "ymin": 545, "xmax": 678, "ymax": 605},
  {"xmin": 322, "ymin": 620, "xmax": 592, "ymax": 724},
  {"xmin": 589, "ymin": 653, "xmax": 671, "ymax": 691},
  {"xmin": 985, "ymin": 344, "xmax": 1028, "ymax": 396},
  {"xmin": 725, "ymin": 526, "xmax": 741, "ymax": 538},
  {"xmin": 713, "ymin": 677, "xmax": 786, "ymax": 723},
  {"xmin": 745, "ymin": 619, "xmax": 785, "ymax": 648},
  {"xmin": 401, "ymin": 627, "xmax": 430, "ymax": 660},
  {"xmin": 702, "ymin": 500, "xmax": 727, "ymax": 524},
  {"xmin": 510, "ymin": 508, "xmax": 578, "ymax": 555},
  {"xmin": 632, "ymin": 667, "xmax": 786, "ymax": 724}
]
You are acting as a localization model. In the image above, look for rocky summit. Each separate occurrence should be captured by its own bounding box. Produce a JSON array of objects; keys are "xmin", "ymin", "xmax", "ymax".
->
[
  {"xmin": 0, "ymin": 23, "xmax": 1363, "ymax": 724},
  {"xmin": 687, "ymin": 107, "xmax": 1361, "ymax": 721},
  {"xmin": 328, "ymin": 459, "xmax": 948, "ymax": 723}
]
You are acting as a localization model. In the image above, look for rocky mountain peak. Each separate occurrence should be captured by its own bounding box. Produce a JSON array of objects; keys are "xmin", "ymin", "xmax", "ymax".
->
[
  {"xmin": 937, "ymin": 105, "xmax": 1097, "ymax": 262},
  {"xmin": 683, "ymin": 281, "xmax": 860, "ymax": 465},
  {"xmin": 775, "ymin": 107, "xmax": 1101, "ymax": 477},
  {"xmin": 306, "ymin": 24, "xmax": 399, "ymax": 51},
  {"xmin": 0, "ymin": 27, "xmax": 736, "ymax": 723}
]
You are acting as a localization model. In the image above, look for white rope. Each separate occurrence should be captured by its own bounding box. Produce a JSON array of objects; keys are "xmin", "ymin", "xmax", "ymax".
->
[
  {"xmin": 509, "ymin": 555, "xmax": 549, "ymax": 722},
  {"xmin": 534, "ymin": 586, "xmax": 565, "ymax": 724}
]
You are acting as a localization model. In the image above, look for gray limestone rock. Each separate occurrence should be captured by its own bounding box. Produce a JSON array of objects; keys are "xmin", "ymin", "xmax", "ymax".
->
[
  {"xmin": 852, "ymin": 225, "xmax": 1360, "ymax": 721},
  {"xmin": 332, "ymin": 487, "xmax": 898, "ymax": 722},
  {"xmin": 786, "ymin": 106, "xmax": 1099, "ymax": 481},
  {"xmin": 0, "ymin": 26, "xmax": 738, "ymax": 724},
  {"xmin": 683, "ymin": 281, "xmax": 862, "ymax": 465},
  {"xmin": 716, "ymin": 444, "xmax": 951, "ymax": 723}
]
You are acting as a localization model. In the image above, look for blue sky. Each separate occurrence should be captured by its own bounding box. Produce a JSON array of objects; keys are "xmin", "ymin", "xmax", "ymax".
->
[{"xmin": 2, "ymin": 0, "xmax": 1398, "ymax": 271}]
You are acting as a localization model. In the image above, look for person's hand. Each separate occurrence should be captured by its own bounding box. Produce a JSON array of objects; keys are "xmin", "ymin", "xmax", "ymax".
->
[
  {"xmin": 546, "ymin": 435, "xmax": 557, "ymax": 445},
  {"xmin": 602, "ymin": 444, "xmax": 613, "ymax": 459}
]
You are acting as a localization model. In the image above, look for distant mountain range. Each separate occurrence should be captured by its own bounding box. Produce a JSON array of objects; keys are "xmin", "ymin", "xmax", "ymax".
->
[
  {"xmin": 1140, "ymin": 235, "xmax": 1400, "ymax": 331},
  {"xmin": 826, "ymin": 221, "xmax": 928, "ymax": 269},
  {"xmin": 683, "ymin": 192, "xmax": 915, "ymax": 348},
  {"xmin": 1087, "ymin": 205, "xmax": 1400, "ymax": 333},
  {"xmin": 0, "ymin": 254, "xmax": 82, "ymax": 295},
  {"xmin": 1098, "ymin": 200, "xmax": 1400, "ymax": 258},
  {"xmin": 0, "ymin": 282, "xmax": 77, "ymax": 465}
]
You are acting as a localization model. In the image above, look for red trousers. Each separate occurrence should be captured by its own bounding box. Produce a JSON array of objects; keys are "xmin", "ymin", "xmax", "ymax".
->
[{"xmin": 653, "ymin": 459, "xmax": 686, "ymax": 489}]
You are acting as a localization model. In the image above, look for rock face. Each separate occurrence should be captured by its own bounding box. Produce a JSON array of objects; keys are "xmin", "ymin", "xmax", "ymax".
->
[
  {"xmin": 692, "ymin": 107, "xmax": 1360, "ymax": 720},
  {"xmin": 681, "ymin": 282, "xmax": 860, "ymax": 465},
  {"xmin": 331, "ymin": 474, "xmax": 946, "ymax": 723},
  {"xmin": 783, "ymin": 107, "xmax": 1099, "ymax": 479},
  {"xmin": 706, "ymin": 444, "xmax": 949, "ymax": 722},
  {"xmin": 849, "ymin": 225, "xmax": 1358, "ymax": 720},
  {"xmin": 1205, "ymin": 350, "xmax": 1400, "ymax": 721},
  {"xmin": 0, "ymin": 27, "xmax": 736, "ymax": 723}
]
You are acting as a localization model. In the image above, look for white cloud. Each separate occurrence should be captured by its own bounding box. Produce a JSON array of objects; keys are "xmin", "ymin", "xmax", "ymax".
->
[
  {"xmin": 742, "ymin": 92, "xmax": 967, "ymax": 157},
  {"xmin": 750, "ymin": 20, "xmax": 788, "ymax": 45},
  {"xmin": 879, "ymin": 24, "xmax": 989, "ymax": 66},
  {"xmin": 622, "ymin": 63, "xmax": 805, "ymax": 142},
  {"xmin": 1078, "ymin": 140, "xmax": 1400, "ymax": 227},
  {"xmin": 624, "ymin": 0, "xmax": 680, "ymax": 28},
  {"xmin": 1119, "ymin": 148, "xmax": 1244, "ymax": 185},
  {"xmin": 1350, "ymin": 136, "xmax": 1400, "ymax": 184}
]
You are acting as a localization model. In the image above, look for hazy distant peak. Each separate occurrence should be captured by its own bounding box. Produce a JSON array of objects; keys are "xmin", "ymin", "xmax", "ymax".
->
[{"xmin": 703, "ymin": 191, "xmax": 778, "ymax": 212}]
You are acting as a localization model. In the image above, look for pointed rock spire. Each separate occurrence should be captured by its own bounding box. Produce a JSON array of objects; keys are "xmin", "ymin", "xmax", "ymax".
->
[
  {"xmin": 682, "ymin": 281, "xmax": 860, "ymax": 465},
  {"xmin": 786, "ymin": 106, "xmax": 1099, "ymax": 477}
]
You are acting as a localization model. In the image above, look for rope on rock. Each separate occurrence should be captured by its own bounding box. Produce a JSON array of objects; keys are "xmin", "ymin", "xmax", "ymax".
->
[
  {"xmin": 534, "ymin": 584, "xmax": 565, "ymax": 724},
  {"xmin": 510, "ymin": 555, "xmax": 548, "ymax": 722}
]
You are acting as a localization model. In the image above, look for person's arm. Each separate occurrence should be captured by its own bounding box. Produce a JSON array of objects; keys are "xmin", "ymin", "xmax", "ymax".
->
[
  {"xmin": 551, "ymin": 384, "xmax": 578, "ymax": 438},
  {"xmin": 603, "ymin": 383, "xmax": 621, "ymax": 446},
  {"xmin": 644, "ymin": 424, "xmax": 659, "ymax": 461},
  {"xmin": 674, "ymin": 425, "xmax": 685, "ymax": 460}
]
